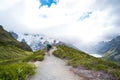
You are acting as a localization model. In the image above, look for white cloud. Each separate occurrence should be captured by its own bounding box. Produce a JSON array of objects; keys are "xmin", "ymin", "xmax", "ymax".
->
[
  {"xmin": 0, "ymin": 0, "xmax": 120, "ymax": 53},
  {"xmin": 0, "ymin": 0, "xmax": 21, "ymax": 11}
]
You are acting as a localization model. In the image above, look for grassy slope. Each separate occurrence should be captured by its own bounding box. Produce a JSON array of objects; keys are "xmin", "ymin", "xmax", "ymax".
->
[
  {"xmin": 0, "ymin": 26, "xmax": 32, "ymax": 51},
  {"xmin": 53, "ymin": 45, "xmax": 120, "ymax": 80},
  {"xmin": 0, "ymin": 50, "xmax": 45, "ymax": 65},
  {"xmin": 0, "ymin": 26, "xmax": 45, "ymax": 80},
  {"xmin": 0, "ymin": 49, "xmax": 45, "ymax": 80},
  {"xmin": 0, "ymin": 25, "xmax": 32, "ymax": 60},
  {"xmin": 0, "ymin": 45, "xmax": 29, "ymax": 60},
  {"xmin": 0, "ymin": 62, "xmax": 35, "ymax": 80}
]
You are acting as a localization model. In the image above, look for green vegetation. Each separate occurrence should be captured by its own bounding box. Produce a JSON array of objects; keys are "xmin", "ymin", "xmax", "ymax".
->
[
  {"xmin": 22, "ymin": 50, "xmax": 45, "ymax": 62},
  {"xmin": 0, "ymin": 50, "xmax": 45, "ymax": 80},
  {"xmin": 0, "ymin": 25, "xmax": 32, "ymax": 51},
  {"xmin": 0, "ymin": 25, "xmax": 33, "ymax": 60},
  {"xmin": 0, "ymin": 45, "xmax": 30, "ymax": 60},
  {"xmin": 53, "ymin": 45, "xmax": 120, "ymax": 80},
  {"xmin": 0, "ymin": 63, "xmax": 35, "ymax": 80},
  {"xmin": 103, "ymin": 49, "xmax": 120, "ymax": 65},
  {"xmin": 0, "ymin": 26, "xmax": 45, "ymax": 80},
  {"xmin": 0, "ymin": 50, "xmax": 45, "ymax": 65},
  {"xmin": 103, "ymin": 49, "xmax": 115, "ymax": 58}
]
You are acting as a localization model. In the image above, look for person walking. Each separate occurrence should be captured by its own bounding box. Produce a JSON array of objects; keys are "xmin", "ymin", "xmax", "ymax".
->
[{"xmin": 46, "ymin": 44, "xmax": 52, "ymax": 56}]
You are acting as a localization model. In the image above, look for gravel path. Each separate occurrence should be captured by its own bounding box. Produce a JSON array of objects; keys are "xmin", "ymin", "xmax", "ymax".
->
[
  {"xmin": 28, "ymin": 48, "xmax": 84, "ymax": 80},
  {"xmin": 28, "ymin": 47, "xmax": 115, "ymax": 80}
]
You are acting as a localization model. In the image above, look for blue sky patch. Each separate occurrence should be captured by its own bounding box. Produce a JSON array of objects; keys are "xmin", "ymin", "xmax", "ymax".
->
[
  {"xmin": 39, "ymin": 0, "xmax": 59, "ymax": 8},
  {"xmin": 79, "ymin": 12, "xmax": 92, "ymax": 21}
]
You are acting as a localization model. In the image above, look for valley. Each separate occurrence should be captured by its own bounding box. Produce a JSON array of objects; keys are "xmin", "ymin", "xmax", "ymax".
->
[{"xmin": 0, "ymin": 25, "xmax": 120, "ymax": 80}]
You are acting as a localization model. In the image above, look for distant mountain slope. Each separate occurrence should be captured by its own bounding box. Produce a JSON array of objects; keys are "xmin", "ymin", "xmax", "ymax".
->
[
  {"xmin": 94, "ymin": 36, "xmax": 120, "ymax": 65},
  {"xmin": 95, "ymin": 36, "xmax": 120, "ymax": 54},
  {"xmin": 10, "ymin": 32, "xmax": 61, "ymax": 51},
  {"xmin": 103, "ymin": 48, "xmax": 120, "ymax": 65},
  {"xmin": 0, "ymin": 25, "xmax": 32, "ymax": 60}
]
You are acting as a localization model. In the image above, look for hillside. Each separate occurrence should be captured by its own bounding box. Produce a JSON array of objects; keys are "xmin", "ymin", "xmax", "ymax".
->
[
  {"xmin": 1, "ymin": 25, "xmax": 120, "ymax": 79},
  {"xmin": 53, "ymin": 45, "xmax": 120, "ymax": 80},
  {"xmin": 103, "ymin": 36, "xmax": 120, "ymax": 65},
  {"xmin": 0, "ymin": 25, "xmax": 32, "ymax": 51},
  {"xmin": 0, "ymin": 25, "xmax": 45, "ymax": 80},
  {"xmin": 93, "ymin": 36, "xmax": 120, "ymax": 65},
  {"xmin": 0, "ymin": 25, "xmax": 32, "ymax": 60},
  {"xmin": 103, "ymin": 48, "xmax": 120, "ymax": 65}
]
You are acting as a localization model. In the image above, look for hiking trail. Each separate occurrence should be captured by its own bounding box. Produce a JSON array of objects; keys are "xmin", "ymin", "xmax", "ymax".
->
[
  {"xmin": 28, "ymin": 47, "xmax": 113, "ymax": 80},
  {"xmin": 27, "ymin": 47, "xmax": 85, "ymax": 80}
]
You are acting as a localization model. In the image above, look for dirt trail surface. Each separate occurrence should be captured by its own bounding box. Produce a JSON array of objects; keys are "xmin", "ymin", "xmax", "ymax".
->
[
  {"xmin": 28, "ymin": 47, "xmax": 114, "ymax": 80},
  {"xmin": 27, "ymin": 47, "xmax": 85, "ymax": 80}
]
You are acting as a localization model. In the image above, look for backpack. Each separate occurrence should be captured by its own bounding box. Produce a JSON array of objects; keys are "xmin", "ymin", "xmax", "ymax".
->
[{"xmin": 46, "ymin": 44, "xmax": 52, "ymax": 49}]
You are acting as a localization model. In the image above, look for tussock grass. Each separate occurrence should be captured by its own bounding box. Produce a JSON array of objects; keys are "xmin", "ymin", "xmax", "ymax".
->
[
  {"xmin": 0, "ymin": 46, "xmax": 29, "ymax": 60},
  {"xmin": 53, "ymin": 45, "xmax": 120, "ymax": 79},
  {"xmin": 0, "ymin": 49, "xmax": 45, "ymax": 79},
  {"xmin": 0, "ymin": 50, "xmax": 45, "ymax": 65},
  {"xmin": 0, "ymin": 62, "xmax": 35, "ymax": 80},
  {"xmin": 22, "ymin": 50, "xmax": 45, "ymax": 62}
]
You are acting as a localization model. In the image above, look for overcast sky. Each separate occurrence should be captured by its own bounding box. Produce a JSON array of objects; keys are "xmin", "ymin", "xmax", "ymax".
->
[{"xmin": 0, "ymin": 0, "xmax": 120, "ymax": 46}]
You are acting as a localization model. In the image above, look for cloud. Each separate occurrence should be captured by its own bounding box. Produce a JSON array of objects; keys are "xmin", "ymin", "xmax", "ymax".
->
[
  {"xmin": 92, "ymin": 0, "xmax": 120, "ymax": 39},
  {"xmin": 0, "ymin": 0, "xmax": 120, "ymax": 54},
  {"xmin": 94, "ymin": 0, "xmax": 120, "ymax": 25},
  {"xmin": 0, "ymin": 0, "xmax": 21, "ymax": 11}
]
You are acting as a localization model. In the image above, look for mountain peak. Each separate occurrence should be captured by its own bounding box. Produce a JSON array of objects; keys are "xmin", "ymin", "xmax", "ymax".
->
[{"xmin": 10, "ymin": 32, "xmax": 61, "ymax": 51}]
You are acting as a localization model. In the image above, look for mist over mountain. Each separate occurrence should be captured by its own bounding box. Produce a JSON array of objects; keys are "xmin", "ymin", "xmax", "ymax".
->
[
  {"xmin": 9, "ymin": 27, "xmax": 120, "ymax": 64},
  {"xmin": 1, "ymin": 0, "xmax": 120, "ymax": 79},
  {"xmin": 94, "ymin": 36, "xmax": 120, "ymax": 54},
  {"xmin": 1, "ymin": 25, "xmax": 120, "ymax": 80},
  {"xmin": 9, "ymin": 31, "xmax": 102, "ymax": 57},
  {"xmin": 10, "ymin": 31, "xmax": 61, "ymax": 51},
  {"xmin": 1, "ymin": 0, "xmax": 120, "ymax": 59},
  {"xmin": 90, "ymin": 35, "xmax": 120, "ymax": 65}
]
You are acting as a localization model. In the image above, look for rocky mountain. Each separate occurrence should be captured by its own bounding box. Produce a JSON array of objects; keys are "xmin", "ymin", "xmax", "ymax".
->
[
  {"xmin": 92, "ymin": 41, "xmax": 108, "ymax": 54},
  {"xmin": 10, "ymin": 32, "xmax": 61, "ymax": 51},
  {"xmin": 9, "ymin": 32, "xmax": 18, "ymax": 40},
  {"xmin": 95, "ymin": 36, "xmax": 120, "ymax": 54},
  {"xmin": 0, "ymin": 25, "xmax": 32, "ymax": 60},
  {"xmin": 94, "ymin": 36, "xmax": 120, "ymax": 65}
]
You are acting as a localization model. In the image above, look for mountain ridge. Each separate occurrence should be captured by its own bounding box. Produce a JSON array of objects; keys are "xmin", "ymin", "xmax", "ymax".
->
[
  {"xmin": 93, "ymin": 35, "xmax": 120, "ymax": 65},
  {"xmin": 1, "ymin": 25, "xmax": 120, "ymax": 80},
  {"xmin": 0, "ymin": 25, "xmax": 32, "ymax": 60},
  {"xmin": 10, "ymin": 31, "xmax": 61, "ymax": 51}
]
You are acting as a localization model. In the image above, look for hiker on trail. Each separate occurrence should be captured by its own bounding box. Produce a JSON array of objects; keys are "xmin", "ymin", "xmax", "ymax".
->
[{"xmin": 46, "ymin": 44, "xmax": 52, "ymax": 56}]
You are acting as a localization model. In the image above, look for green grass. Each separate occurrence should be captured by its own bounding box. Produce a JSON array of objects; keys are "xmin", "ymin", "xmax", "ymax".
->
[
  {"xmin": 22, "ymin": 50, "xmax": 45, "ymax": 62},
  {"xmin": 0, "ymin": 26, "xmax": 45, "ymax": 79},
  {"xmin": 0, "ymin": 50, "xmax": 45, "ymax": 80},
  {"xmin": 53, "ymin": 45, "xmax": 120, "ymax": 80},
  {"xmin": 0, "ymin": 50, "xmax": 45, "ymax": 65},
  {"xmin": 103, "ymin": 49, "xmax": 120, "ymax": 65},
  {"xmin": 0, "ymin": 45, "xmax": 29, "ymax": 60},
  {"xmin": 0, "ymin": 62, "xmax": 35, "ymax": 80},
  {"xmin": 0, "ymin": 26, "xmax": 33, "ymax": 60},
  {"xmin": 0, "ymin": 26, "xmax": 32, "ymax": 51}
]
